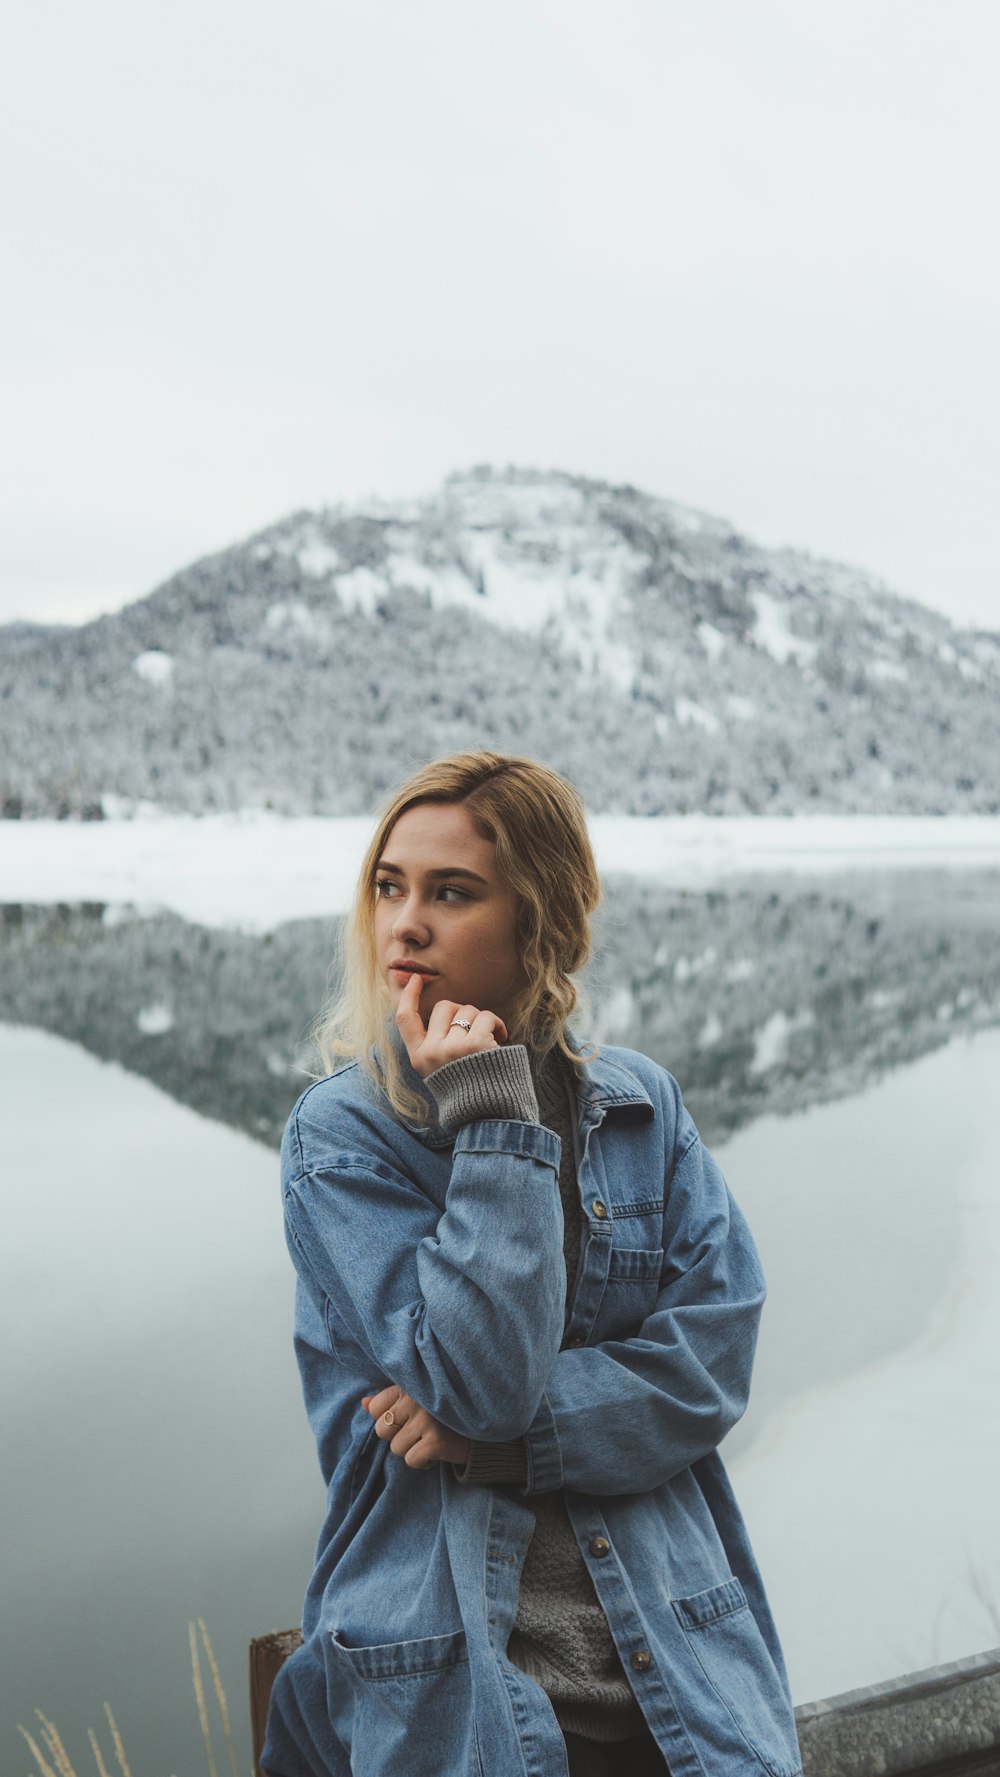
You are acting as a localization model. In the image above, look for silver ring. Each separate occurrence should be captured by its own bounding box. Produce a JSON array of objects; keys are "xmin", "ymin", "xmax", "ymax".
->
[{"xmin": 449, "ymin": 1018, "xmax": 473, "ymax": 1032}]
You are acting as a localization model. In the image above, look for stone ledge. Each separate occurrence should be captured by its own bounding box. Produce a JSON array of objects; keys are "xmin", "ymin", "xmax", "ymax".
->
[{"xmin": 796, "ymin": 1645, "xmax": 1000, "ymax": 1777}]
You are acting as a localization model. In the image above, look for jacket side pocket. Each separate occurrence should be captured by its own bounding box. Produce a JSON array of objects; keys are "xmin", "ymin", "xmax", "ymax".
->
[
  {"xmin": 327, "ymin": 1627, "xmax": 480, "ymax": 1777},
  {"xmin": 672, "ymin": 1579, "xmax": 801, "ymax": 1777}
]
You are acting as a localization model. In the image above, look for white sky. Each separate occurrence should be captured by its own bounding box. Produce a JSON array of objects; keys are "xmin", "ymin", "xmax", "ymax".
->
[{"xmin": 3, "ymin": 0, "xmax": 999, "ymax": 632}]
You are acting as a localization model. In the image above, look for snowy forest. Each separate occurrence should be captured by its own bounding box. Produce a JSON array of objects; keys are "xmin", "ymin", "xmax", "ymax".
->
[{"xmin": 2, "ymin": 465, "xmax": 998, "ymax": 819}]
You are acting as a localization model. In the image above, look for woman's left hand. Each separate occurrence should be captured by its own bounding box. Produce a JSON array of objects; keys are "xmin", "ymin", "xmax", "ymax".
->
[{"xmin": 362, "ymin": 1385, "xmax": 472, "ymax": 1469}]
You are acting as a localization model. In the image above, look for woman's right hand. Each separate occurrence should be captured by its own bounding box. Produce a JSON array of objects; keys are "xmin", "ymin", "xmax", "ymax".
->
[
  {"xmin": 396, "ymin": 969, "xmax": 508, "ymax": 1078},
  {"xmin": 361, "ymin": 1384, "xmax": 472, "ymax": 1470}
]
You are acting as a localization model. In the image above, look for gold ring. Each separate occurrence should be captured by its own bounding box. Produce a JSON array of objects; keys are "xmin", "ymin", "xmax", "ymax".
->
[{"xmin": 382, "ymin": 1409, "xmax": 395, "ymax": 1426}]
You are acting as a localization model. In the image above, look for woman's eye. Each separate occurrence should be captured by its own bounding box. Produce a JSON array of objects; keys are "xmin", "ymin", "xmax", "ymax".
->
[
  {"xmin": 439, "ymin": 885, "xmax": 468, "ymax": 903},
  {"xmin": 375, "ymin": 878, "xmax": 401, "ymax": 898}
]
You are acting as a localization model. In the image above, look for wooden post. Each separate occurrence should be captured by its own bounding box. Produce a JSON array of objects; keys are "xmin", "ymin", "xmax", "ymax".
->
[{"xmin": 249, "ymin": 1628, "xmax": 303, "ymax": 1777}]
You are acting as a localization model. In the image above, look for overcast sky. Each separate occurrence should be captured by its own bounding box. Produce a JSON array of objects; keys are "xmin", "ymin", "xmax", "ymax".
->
[{"xmin": 4, "ymin": 0, "xmax": 998, "ymax": 631}]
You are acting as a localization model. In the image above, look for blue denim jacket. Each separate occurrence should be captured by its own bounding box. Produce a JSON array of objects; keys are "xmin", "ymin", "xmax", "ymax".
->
[{"xmin": 262, "ymin": 1033, "xmax": 801, "ymax": 1777}]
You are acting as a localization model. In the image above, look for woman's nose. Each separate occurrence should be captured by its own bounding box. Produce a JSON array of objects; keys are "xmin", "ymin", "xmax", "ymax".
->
[{"xmin": 391, "ymin": 898, "xmax": 430, "ymax": 943}]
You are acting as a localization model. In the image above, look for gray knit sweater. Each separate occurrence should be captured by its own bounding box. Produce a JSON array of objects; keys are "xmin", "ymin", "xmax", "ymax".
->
[{"xmin": 426, "ymin": 1043, "xmax": 646, "ymax": 1743}]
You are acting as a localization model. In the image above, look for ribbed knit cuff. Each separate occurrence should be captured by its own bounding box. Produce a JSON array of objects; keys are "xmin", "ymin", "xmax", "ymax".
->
[
  {"xmin": 451, "ymin": 1438, "xmax": 530, "ymax": 1484},
  {"xmin": 426, "ymin": 1045, "xmax": 540, "ymax": 1136}
]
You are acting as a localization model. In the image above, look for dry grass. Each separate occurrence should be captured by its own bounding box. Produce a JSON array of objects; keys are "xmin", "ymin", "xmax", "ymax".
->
[{"xmin": 17, "ymin": 1622, "xmax": 238, "ymax": 1777}]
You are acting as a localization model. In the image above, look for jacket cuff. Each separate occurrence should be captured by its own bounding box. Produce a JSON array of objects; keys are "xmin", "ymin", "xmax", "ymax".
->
[
  {"xmin": 451, "ymin": 1438, "xmax": 530, "ymax": 1484},
  {"xmin": 517, "ymin": 1388, "xmax": 564, "ymax": 1494},
  {"xmin": 426, "ymin": 1045, "xmax": 540, "ymax": 1136}
]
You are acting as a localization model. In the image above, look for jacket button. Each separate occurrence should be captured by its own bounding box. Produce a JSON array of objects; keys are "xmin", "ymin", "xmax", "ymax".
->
[
  {"xmin": 566, "ymin": 1332, "xmax": 586, "ymax": 1347},
  {"xmin": 592, "ymin": 1200, "xmax": 607, "ymax": 1219},
  {"xmin": 630, "ymin": 1650, "xmax": 653, "ymax": 1672},
  {"xmin": 589, "ymin": 1537, "xmax": 610, "ymax": 1557}
]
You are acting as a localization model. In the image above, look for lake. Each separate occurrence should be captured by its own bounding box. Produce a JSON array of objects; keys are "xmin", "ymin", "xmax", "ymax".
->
[{"xmin": 2, "ymin": 860, "xmax": 999, "ymax": 1776}]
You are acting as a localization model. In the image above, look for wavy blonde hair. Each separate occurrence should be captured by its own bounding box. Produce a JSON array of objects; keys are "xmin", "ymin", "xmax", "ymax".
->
[{"xmin": 315, "ymin": 752, "xmax": 601, "ymax": 1123}]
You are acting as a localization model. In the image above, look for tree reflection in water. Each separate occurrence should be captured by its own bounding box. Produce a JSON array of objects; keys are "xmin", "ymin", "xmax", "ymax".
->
[{"xmin": 1, "ymin": 868, "xmax": 998, "ymax": 1149}]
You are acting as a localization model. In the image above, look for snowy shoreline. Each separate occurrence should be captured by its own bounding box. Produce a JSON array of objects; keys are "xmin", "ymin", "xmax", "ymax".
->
[{"xmin": 2, "ymin": 812, "xmax": 1000, "ymax": 932}]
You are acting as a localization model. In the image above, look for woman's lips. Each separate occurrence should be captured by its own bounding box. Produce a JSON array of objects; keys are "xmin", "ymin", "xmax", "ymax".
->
[{"xmin": 389, "ymin": 963, "xmax": 438, "ymax": 978}]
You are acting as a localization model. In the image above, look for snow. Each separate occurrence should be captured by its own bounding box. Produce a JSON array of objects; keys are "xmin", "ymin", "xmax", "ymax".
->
[
  {"xmin": 263, "ymin": 601, "xmax": 329, "ymax": 639},
  {"xmin": 0, "ymin": 813, "xmax": 376, "ymax": 931},
  {"xmin": 726, "ymin": 694, "xmax": 758, "ymax": 721},
  {"xmin": 751, "ymin": 591, "xmax": 817, "ymax": 667},
  {"xmin": 670, "ymin": 505, "xmax": 708, "ymax": 534},
  {"xmin": 594, "ymin": 985, "xmax": 636, "ymax": 1040},
  {"xmin": 673, "ymin": 946, "xmax": 717, "ymax": 983},
  {"xmin": 590, "ymin": 813, "xmax": 1000, "ymax": 886},
  {"xmin": 468, "ymin": 539, "xmax": 558, "ymax": 630},
  {"xmin": 382, "ymin": 526, "xmax": 641, "ymax": 693},
  {"xmin": 674, "ymin": 697, "xmax": 720, "ymax": 735},
  {"xmin": 3, "ymin": 814, "xmax": 1000, "ymax": 932},
  {"xmin": 334, "ymin": 566, "xmax": 387, "ymax": 615},
  {"xmin": 132, "ymin": 650, "xmax": 173, "ymax": 687},
  {"xmin": 296, "ymin": 539, "xmax": 340, "ymax": 579},
  {"xmin": 562, "ymin": 567, "xmax": 636, "ymax": 693},
  {"xmin": 385, "ymin": 553, "xmax": 443, "ymax": 597},
  {"xmin": 726, "ymin": 957, "xmax": 757, "ymax": 981},
  {"xmin": 867, "ymin": 987, "xmax": 902, "ymax": 1010},
  {"xmin": 747, "ymin": 1007, "xmax": 814, "ymax": 1075},
  {"xmin": 868, "ymin": 658, "xmax": 908, "ymax": 683},
  {"xmin": 697, "ymin": 620, "xmax": 726, "ymax": 662},
  {"xmin": 136, "ymin": 1002, "xmax": 174, "ymax": 1035}
]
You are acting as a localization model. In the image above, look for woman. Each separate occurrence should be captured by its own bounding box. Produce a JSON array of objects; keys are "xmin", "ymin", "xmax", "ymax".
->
[{"xmin": 262, "ymin": 752, "xmax": 801, "ymax": 1777}]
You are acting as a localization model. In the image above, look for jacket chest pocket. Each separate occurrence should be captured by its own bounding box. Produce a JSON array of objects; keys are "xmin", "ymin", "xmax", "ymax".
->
[
  {"xmin": 591, "ymin": 1243, "xmax": 665, "ymax": 1341},
  {"xmin": 327, "ymin": 1627, "xmax": 483, "ymax": 1777}
]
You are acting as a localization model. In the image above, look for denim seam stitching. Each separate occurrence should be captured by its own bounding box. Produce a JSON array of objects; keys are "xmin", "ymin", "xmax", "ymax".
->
[
  {"xmin": 350, "ymin": 1651, "xmax": 469, "ymax": 1682},
  {"xmin": 681, "ymin": 1602, "xmax": 746, "ymax": 1630}
]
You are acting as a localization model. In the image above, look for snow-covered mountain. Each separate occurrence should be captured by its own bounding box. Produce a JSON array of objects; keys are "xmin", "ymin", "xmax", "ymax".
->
[{"xmin": 2, "ymin": 466, "xmax": 998, "ymax": 817}]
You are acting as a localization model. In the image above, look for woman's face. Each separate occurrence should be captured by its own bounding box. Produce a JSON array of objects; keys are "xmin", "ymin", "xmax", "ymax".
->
[{"xmin": 373, "ymin": 801, "xmax": 528, "ymax": 1027}]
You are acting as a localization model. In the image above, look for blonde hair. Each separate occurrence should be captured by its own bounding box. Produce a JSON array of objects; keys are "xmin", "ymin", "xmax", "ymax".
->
[{"xmin": 315, "ymin": 752, "xmax": 601, "ymax": 1123}]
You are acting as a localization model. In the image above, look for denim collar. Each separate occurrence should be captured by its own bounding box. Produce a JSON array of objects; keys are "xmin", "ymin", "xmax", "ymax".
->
[
  {"xmin": 372, "ymin": 1018, "xmax": 654, "ymax": 1148},
  {"xmin": 571, "ymin": 1038, "xmax": 655, "ymax": 1119}
]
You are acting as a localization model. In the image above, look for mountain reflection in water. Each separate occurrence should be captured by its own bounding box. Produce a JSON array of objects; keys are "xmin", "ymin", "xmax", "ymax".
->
[{"xmin": 1, "ymin": 868, "xmax": 998, "ymax": 1146}]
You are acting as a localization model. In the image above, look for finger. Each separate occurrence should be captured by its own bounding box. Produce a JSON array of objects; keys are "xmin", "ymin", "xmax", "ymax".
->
[
  {"xmin": 394, "ymin": 970, "xmax": 428, "ymax": 1056},
  {"xmin": 365, "ymin": 1384, "xmax": 401, "ymax": 1419},
  {"xmin": 389, "ymin": 1417, "xmax": 426, "ymax": 1459},
  {"xmin": 425, "ymin": 999, "xmax": 461, "ymax": 1041},
  {"xmin": 438, "ymin": 1004, "xmax": 482, "ymax": 1044},
  {"xmin": 470, "ymin": 1009, "xmax": 508, "ymax": 1046},
  {"xmin": 404, "ymin": 1439, "xmax": 440, "ymax": 1470},
  {"xmin": 374, "ymin": 1406, "xmax": 407, "ymax": 1441}
]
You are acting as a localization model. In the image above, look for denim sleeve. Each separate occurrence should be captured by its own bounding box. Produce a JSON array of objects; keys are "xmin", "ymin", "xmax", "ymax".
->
[
  {"xmin": 516, "ymin": 1130, "xmax": 767, "ymax": 1496},
  {"xmin": 283, "ymin": 1117, "xmax": 566, "ymax": 1443}
]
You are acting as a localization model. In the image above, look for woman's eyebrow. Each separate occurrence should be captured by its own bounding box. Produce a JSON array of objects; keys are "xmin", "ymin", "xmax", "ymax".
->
[{"xmin": 376, "ymin": 861, "xmax": 489, "ymax": 885}]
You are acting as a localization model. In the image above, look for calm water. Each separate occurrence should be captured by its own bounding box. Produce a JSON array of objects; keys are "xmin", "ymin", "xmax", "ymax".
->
[{"xmin": 2, "ymin": 868, "xmax": 999, "ymax": 1776}]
